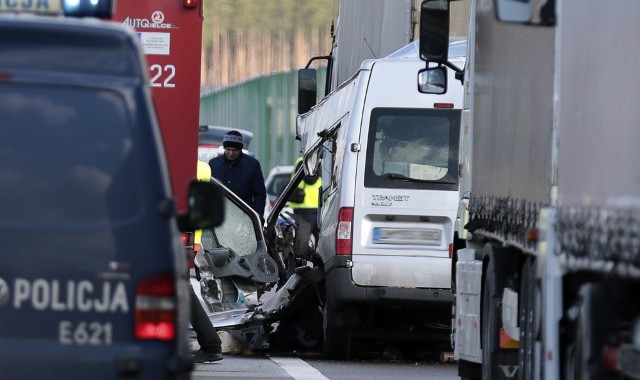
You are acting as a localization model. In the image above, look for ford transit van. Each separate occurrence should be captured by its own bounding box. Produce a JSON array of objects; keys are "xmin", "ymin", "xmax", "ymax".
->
[{"xmin": 296, "ymin": 39, "xmax": 468, "ymax": 359}]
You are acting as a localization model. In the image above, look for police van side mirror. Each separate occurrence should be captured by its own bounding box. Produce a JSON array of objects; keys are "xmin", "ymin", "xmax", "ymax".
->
[
  {"xmin": 419, "ymin": 0, "xmax": 450, "ymax": 63},
  {"xmin": 178, "ymin": 180, "xmax": 225, "ymax": 231},
  {"xmin": 298, "ymin": 68, "xmax": 318, "ymax": 114}
]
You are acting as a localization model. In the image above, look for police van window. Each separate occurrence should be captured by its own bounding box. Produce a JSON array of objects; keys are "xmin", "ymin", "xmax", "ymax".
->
[
  {"xmin": 0, "ymin": 84, "xmax": 139, "ymax": 223},
  {"xmin": 364, "ymin": 107, "xmax": 460, "ymax": 190},
  {"xmin": 0, "ymin": 28, "xmax": 138, "ymax": 78}
]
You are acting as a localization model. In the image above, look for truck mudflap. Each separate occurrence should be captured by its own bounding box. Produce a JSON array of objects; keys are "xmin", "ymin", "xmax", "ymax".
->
[{"xmin": 493, "ymin": 350, "xmax": 519, "ymax": 380}]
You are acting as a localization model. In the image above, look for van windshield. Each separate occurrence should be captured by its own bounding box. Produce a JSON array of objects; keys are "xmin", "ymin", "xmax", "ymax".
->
[
  {"xmin": 0, "ymin": 83, "xmax": 140, "ymax": 223},
  {"xmin": 364, "ymin": 107, "xmax": 460, "ymax": 190}
]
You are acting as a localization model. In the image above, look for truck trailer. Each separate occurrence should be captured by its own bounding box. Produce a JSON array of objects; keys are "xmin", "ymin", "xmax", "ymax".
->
[{"xmin": 418, "ymin": 0, "xmax": 640, "ymax": 379}]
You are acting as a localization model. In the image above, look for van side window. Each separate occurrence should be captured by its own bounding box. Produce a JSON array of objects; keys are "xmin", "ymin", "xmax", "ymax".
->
[
  {"xmin": 364, "ymin": 107, "xmax": 460, "ymax": 191},
  {"xmin": 320, "ymin": 128, "xmax": 339, "ymax": 198}
]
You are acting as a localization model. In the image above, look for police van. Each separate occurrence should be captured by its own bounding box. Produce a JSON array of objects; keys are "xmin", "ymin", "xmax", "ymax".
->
[{"xmin": 0, "ymin": 1, "xmax": 222, "ymax": 378}]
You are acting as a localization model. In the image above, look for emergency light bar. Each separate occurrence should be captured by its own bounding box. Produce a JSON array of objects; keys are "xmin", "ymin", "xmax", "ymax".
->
[
  {"xmin": 0, "ymin": 0, "xmax": 114, "ymax": 18},
  {"xmin": 63, "ymin": 0, "xmax": 115, "ymax": 18}
]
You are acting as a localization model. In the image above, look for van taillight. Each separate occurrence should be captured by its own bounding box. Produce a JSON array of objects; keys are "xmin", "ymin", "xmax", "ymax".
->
[
  {"xmin": 336, "ymin": 207, "xmax": 353, "ymax": 255},
  {"xmin": 135, "ymin": 273, "xmax": 176, "ymax": 341}
]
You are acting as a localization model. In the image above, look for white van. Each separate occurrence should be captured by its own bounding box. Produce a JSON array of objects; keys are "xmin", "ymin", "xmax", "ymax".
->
[{"xmin": 296, "ymin": 39, "xmax": 468, "ymax": 359}]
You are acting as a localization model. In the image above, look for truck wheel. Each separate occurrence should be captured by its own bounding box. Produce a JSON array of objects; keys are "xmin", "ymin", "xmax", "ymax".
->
[
  {"xmin": 322, "ymin": 302, "xmax": 352, "ymax": 360},
  {"xmin": 481, "ymin": 255, "xmax": 501, "ymax": 380},
  {"xmin": 481, "ymin": 264, "xmax": 499, "ymax": 379},
  {"xmin": 518, "ymin": 257, "xmax": 536, "ymax": 380}
]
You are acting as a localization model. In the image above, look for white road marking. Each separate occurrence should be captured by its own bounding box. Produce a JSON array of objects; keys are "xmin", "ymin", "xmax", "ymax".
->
[{"xmin": 270, "ymin": 357, "xmax": 330, "ymax": 380}]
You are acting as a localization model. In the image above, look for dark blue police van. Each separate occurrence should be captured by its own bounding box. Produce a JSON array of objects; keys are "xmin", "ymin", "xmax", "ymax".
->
[{"xmin": 0, "ymin": 1, "xmax": 222, "ymax": 378}]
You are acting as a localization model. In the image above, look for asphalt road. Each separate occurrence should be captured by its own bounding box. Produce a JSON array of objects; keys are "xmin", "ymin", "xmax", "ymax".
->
[
  {"xmin": 189, "ymin": 325, "xmax": 458, "ymax": 380},
  {"xmin": 191, "ymin": 353, "xmax": 459, "ymax": 380}
]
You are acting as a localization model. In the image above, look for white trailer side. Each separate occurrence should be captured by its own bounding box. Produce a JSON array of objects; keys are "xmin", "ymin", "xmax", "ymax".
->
[{"xmin": 444, "ymin": 0, "xmax": 640, "ymax": 379}]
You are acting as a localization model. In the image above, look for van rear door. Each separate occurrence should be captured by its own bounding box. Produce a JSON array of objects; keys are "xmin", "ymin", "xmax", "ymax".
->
[
  {"xmin": 352, "ymin": 106, "xmax": 461, "ymax": 289},
  {"xmin": 350, "ymin": 58, "xmax": 464, "ymax": 290}
]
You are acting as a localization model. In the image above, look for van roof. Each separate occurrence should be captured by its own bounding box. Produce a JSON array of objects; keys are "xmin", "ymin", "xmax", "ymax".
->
[
  {"xmin": 385, "ymin": 38, "xmax": 467, "ymax": 61},
  {"xmin": 357, "ymin": 38, "xmax": 466, "ymax": 72}
]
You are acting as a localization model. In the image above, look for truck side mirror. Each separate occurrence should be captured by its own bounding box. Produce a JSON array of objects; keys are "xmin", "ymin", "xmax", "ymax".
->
[
  {"xmin": 177, "ymin": 180, "xmax": 225, "ymax": 231},
  {"xmin": 298, "ymin": 68, "xmax": 317, "ymax": 114},
  {"xmin": 417, "ymin": 66, "xmax": 447, "ymax": 94},
  {"xmin": 419, "ymin": 0, "xmax": 450, "ymax": 63}
]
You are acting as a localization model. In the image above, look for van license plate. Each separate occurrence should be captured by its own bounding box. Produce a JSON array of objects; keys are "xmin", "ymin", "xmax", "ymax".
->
[{"xmin": 372, "ymin": 228, "xmax": 441, "ymax": 245}]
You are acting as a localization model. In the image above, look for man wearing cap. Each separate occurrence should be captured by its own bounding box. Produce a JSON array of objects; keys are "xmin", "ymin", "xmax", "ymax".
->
[{"xmin": 209, "ymin": 130, "xmax": 267, "ymax": 217}]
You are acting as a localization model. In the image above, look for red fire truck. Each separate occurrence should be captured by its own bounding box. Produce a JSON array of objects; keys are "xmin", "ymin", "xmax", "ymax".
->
[{"xmin": 113, "ymin": 0, "xmax": 203, "ymax": 211}]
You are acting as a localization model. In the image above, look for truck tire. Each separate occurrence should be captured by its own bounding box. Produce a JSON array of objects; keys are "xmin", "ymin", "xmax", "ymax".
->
[
  {"xmin": 322, "ymin": 301, "xmax": 352, "ymax": 360},
  {"xmin": 481, "ymin": 265, "xmax": 499, "ymax": 379},
  {"xmin": 518, "ymin": 257, "xmax": 536, "ymax": 380},
  {"xmin": 480, "ymin": 243, "xmax": 517, "ymax": 379}
]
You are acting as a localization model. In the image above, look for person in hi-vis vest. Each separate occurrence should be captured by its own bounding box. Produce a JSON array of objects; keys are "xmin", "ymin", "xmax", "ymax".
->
[{"xmin": 289, "ymin": 156, "xmax": 321, "ymax": 240}]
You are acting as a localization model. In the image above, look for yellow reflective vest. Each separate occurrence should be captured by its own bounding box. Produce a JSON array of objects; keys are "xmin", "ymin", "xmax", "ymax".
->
[
  {"xmin": 197, "ymin": 160, "xmax": 212, "ymax": 181},
  {"xmin": 194, "ymin": 160, "xmax": 212, "ymax": 246},
  {"xmin": 289, "ymin": 157, "xmax": 321, "ymax": 209}
]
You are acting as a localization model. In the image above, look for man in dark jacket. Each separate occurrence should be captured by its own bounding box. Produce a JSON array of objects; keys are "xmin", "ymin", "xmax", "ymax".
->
[{"xmin": 209, "ymin": 130, "xmax": 267, "ymax": 216}]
